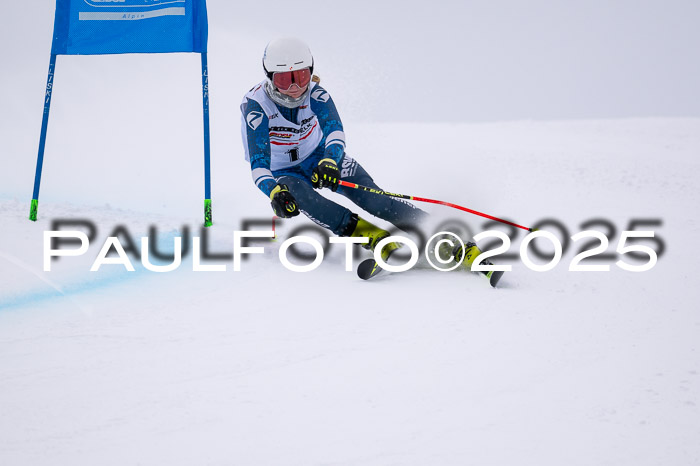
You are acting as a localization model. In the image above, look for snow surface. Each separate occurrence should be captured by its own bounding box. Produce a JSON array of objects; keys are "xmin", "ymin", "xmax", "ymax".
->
[
  {"xmin": 2, "ymin": 2, "xmax": 700, "ymax": 465},
  {"xmin": 2, "ymin": 117, "xmax": 699, "ymax": 465}
]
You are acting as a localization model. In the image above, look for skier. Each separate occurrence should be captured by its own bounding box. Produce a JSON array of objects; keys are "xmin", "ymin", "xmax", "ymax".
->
[{"xmin": 240, "ymin": 37, "xmax": 427, "ymax": 261}]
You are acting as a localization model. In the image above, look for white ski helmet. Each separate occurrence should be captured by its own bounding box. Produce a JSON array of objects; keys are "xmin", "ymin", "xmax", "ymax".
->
[{"xmin": 263, "ymin": 37, "xmax": 314, "ymax": 79}]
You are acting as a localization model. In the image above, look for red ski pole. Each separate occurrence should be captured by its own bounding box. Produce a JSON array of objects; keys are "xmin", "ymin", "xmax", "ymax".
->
[{"xmin": 338, "ymin": 180, "xmax": 536, "ymax": 232}]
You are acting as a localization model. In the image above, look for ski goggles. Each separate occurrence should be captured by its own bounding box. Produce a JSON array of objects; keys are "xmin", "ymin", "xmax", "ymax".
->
[{"xmin": 272, "ymin": 68, "xmax": 311, "ymax": 91}]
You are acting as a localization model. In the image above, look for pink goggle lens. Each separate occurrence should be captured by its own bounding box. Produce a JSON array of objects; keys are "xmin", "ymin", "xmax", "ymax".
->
[{"xmin": 273, "ymin": 68, "xmax": 311, "ymax": 91}]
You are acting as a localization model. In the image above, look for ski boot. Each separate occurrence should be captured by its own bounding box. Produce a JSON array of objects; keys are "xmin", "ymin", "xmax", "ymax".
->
[
  {"xmin": 349, "ymin": 216, "xmax": 401, "ymax": 262},
  {"xmin": 345, "ymin": 215, "xmax": 402, "ymax": 279},
  {"xmin": 452, "ymin": 241, "xmax": 504, "ymax": 288}
]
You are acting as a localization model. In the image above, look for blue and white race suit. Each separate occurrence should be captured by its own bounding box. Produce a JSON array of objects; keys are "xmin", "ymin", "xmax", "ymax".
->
[{"xmin": 240, "ymin": 80, "xmax": 425, "ymax": 235}]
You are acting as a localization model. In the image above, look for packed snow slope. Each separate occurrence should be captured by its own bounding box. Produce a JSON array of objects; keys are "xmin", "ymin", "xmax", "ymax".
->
[
  {"xmin": 1, "ymin": 117, "xmax": 699, "ymax": 466},
  {"xmin": 1, "ymin": 1, "xmax": 700, "ymax": 465}
]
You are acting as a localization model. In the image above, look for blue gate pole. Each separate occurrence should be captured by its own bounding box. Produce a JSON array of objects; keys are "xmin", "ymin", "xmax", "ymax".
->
[
  {"xmin": 201, "ymin": 52, "xmax": 212, "ymax": 227},
  {"xmin": 30, "ymin": 54, "xmax": 57, "ymax": 221}
]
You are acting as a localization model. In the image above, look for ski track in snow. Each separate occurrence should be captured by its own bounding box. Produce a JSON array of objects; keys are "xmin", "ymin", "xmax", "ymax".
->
[{"xmin": 2, "ymin": 115, "xmax": 700, "ymax": 463}]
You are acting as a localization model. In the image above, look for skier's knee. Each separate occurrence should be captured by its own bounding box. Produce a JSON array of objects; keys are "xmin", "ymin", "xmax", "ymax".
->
[{"xmin": 277, "ymin": 176, "xmax": 311, "ymax": 195}]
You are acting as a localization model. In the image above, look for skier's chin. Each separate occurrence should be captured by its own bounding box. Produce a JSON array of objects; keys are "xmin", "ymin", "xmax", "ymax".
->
[{"xmin": 279, "ymin": 85, "xmax": 308, "ymax": 99}]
